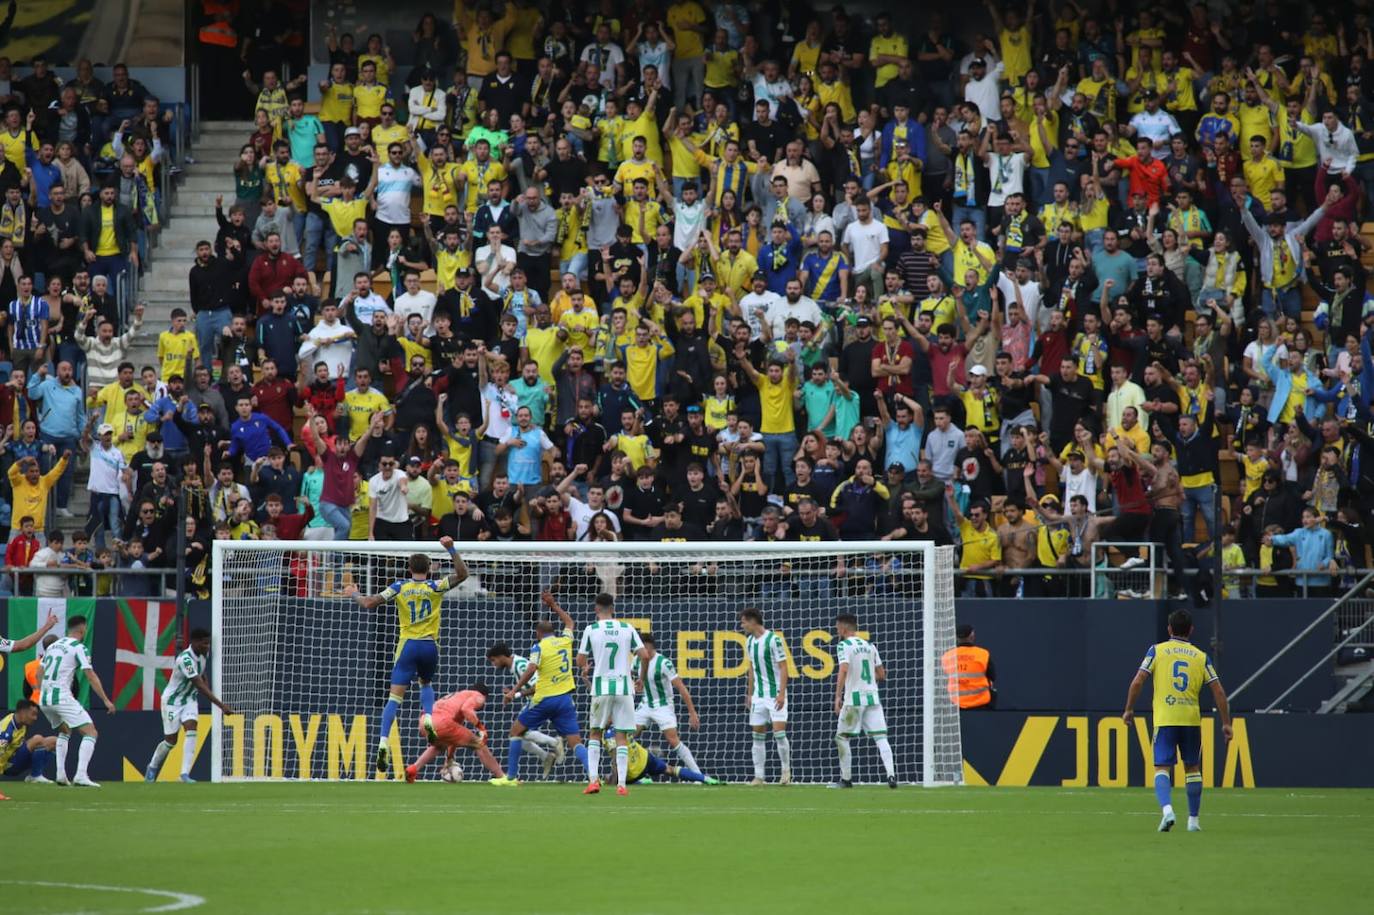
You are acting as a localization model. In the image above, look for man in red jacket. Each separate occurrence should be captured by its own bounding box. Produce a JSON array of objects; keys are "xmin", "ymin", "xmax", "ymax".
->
[
  {"xmin": 250, "ymin": 358, "xmax": 297, "ymax": 432},
  {"xmin": 4, "ymin": 516, "xmax": 41, "ymax": 596},
  {"xmin": 248, "ymin": 232, "xmax": 307, "ymax": 309}
]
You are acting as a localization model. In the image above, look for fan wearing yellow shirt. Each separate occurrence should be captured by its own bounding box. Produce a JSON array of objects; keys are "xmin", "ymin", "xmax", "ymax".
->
[
  {"xmin": 557, "ymin": 290, "xmax": 600, "ymax": 353},
  {"xmin": 1124, "ymin": 14, "xmax": 1166, "ymax": 74},
  {"xmin": 815, "ymin": 61, "xmax": 856, "ymax": 123},
  {"xmin": 343, "ymin": 368, "xmax": 394, "ymax": 439},
  {"xmin": 614, "ymin": 137, "xmax": 661, "ymax": 198},
  {"xmin": 264, "ymin": 143, "xmax": 308, "ymax": 213},
  {"xmin": 986, "ymin": 0, "xmax": 1033, "ymax": 85},
  {"xmin": 317, "ymin": 63, "xmax": 355, "ymax": 150},
  {"xmin": 703, "ymin": 30, "xmax": 741, "ymax": 95},
  {"xmin": 666, "ymin": 0, "xmax": 709, "ymax": 106},
  {"xmin": 457, "ymin": 3, "xmax": 519, "ymax": 82},
  {"xmin": 416, "ymin": 142, "xmax": 465, "ymax": 225},
  {"xmin": 1123, "ymin": 609, "xmax": 1231, "ymax": 833},
  {"xmin": 425, "ymin": 223, "xmax": 474, "ymax": 293},
  {"xmin": 619, "ymin": 320, "xmax": 675, "ymax": 404},
  {"xmin": 617, "ymin": 91, "xmax": 665, "ymax": 169},
  {"xmin": 458, "ymin": 140, "xmax": 508, "ymax": 213},
  {"xmin": 352, "ymin": 61, "xmax": 390, "ymax": 128},
  {"xmin": 1236, "ymin": 85, "xmax": 1272, "ymax": 147},
  {"xmin": 314, "ymin": 159, "xmax": 378, "ymax": 243},
  {"xmin": 707, "ymin": 228, "xmax": 759, "ymax": 299},
  {"xmin": 869, "ymin": 14, "xmax": 908, "ymax": 89},
  {"xmin": 158, "ymin": 309, "xmax": 200, "ymax": 382},
  {"xmin": 1242, "ymin": 137, "xmax": 1284, "ymax": 204},
  {"xmin": 0, "ymin": 110, "xmax": 37, "ymax": 173}
]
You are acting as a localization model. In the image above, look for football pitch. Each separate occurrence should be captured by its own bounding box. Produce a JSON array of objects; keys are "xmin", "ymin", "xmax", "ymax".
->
[{"xmin": 5, "ymin": 783, "xmax": 1370, "ymax": 913}]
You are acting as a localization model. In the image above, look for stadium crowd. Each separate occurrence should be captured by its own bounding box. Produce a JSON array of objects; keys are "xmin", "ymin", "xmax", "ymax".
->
[{"xmin": 6, "ymin": 1, "xmax": 1374, "ymax": 599}]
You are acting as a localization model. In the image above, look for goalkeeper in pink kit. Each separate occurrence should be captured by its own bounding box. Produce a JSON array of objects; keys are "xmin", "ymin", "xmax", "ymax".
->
[{"xmin": 405, "ymin": 684, "xmax": 506, "ymax": 782}]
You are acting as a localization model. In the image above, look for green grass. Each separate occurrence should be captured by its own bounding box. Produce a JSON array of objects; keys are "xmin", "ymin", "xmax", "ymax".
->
[{"xmin": 4, "ymin": 783, "xmax": 1371, "ymax": 913}]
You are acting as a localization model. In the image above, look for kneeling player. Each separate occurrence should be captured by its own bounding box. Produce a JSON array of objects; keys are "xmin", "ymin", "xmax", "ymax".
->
[
  {"xmin": 0, "ymin": 700, "xmax": 58, "ymax": 796},
  {"xmin": 405, "ymin": 684, "xmax": 506, "ymax": 782},
  {"xmin": 608, "ymin": 729, "xmax": 719, "ymax": 785},
  {"xmin": 145, "ymin": 629, "xmax": 235, "ymax": 783}
]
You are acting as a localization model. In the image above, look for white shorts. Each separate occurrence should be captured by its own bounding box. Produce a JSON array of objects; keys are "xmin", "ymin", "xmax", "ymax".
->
[
  {"xmin": 749, "ymin": 696, "xmax": 788, "ymax": 727},
  {"xmin": 634, "ymin": 703, "xmax": 679, "ymax": 732},
  {"xmin": 41, "ymin": 695, "xmax": 93, "ymax": 730},
  {"xmin": 160, "ymin": 702, "xmax": 200, "ymax": 735},
  {"xmin": 837, "ymin": 704, "xmax": 888, "ymax": 736},
  {"xmin": 590, "ymin": 695, "xmax": 637, "ymax": 732}
]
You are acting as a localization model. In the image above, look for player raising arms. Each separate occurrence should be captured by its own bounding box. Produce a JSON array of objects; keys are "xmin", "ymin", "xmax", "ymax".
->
[
  {"xmin": 739, "ymin": 608, "xmax": 792, "ymax": 786},
  {"xmin": 577, "ymin": 593, "xmax": 649, "ymax": 796},
  {"xmin": 404, "ymin": 683, "xmax": 506, "ymax": 783},
  {"xmin": 496, "ymin": 592, "xmax": 593, "ymax": 786},
  {"xmin": 38, "ymin": 616, "xmax": 116, "ymax": 787},
  {"xmin": 144, "ymin": 628, "xmax": 235, "ymax": 783},
  {"xmin": 832, "ymin": 614, "xmax": 897, "ymax": 789},
  {"xmin": 349, "ymin": 536, "xmax": 470, "ymax": 775},
  {"xmin": 1123, "ymin": 609, "xmax": 1233, "ymax": 832},
  {"xmin": 607, "ymin": 729, "xmax": 721, "ymax": 786},
  {"xmin": 635, "ymin": 635, "xmax": 702, "ymax": 776},
  {"xmin": 0, "ymin": 611, "xmax": 58, "ymax": 662},
  {"xmin": 486, "ymin": 644, "xmax": 565, "ymax": 777}
]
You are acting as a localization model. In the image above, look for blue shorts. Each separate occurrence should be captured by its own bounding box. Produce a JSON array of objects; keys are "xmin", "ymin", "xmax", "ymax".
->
[
  {"xmin": 391, "ymin": 639, "xmax": 439, "ymax": 687},
  {"xmin": 2, "ymin": 744, "xmax": 33, "ymax": 778},
  {"xmin": 517, "ymin": 693, "xmax": 580, "ymax": 737},
  {"xmin": 642, "ymin": 752, "xmax": 668, "ymax": 780},
  {"xmin": 1153, "ymin": 725, "xmax": 1202, "ymax": 767}
]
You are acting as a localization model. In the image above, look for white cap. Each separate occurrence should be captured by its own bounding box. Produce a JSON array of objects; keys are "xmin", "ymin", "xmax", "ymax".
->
[
  {"xmin": 969, "ymin": 364, "xmax": 989, "ymax": 377},
  {"xmin": 97, "ymin": 423, "xmax": 114, "ymax": 435}
]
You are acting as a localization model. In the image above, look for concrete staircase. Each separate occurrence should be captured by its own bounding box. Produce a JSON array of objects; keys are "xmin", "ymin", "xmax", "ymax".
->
[{"xmin": 52, "ymin": 121, "xmax": 251, "ymax": 534}]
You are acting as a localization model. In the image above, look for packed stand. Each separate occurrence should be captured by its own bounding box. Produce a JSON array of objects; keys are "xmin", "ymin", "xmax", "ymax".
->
[{"xmin": 79, "ymin": 1, "xmax": 1374, "ymax": 600}]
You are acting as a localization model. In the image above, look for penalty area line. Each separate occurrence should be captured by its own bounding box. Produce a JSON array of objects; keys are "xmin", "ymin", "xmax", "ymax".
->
[{"xmin": 0, "ymin": 880, "xmax": 206, "ymax": 913}]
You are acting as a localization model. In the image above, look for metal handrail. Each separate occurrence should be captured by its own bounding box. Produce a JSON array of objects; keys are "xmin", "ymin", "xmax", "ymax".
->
[
  {"xmin": 1263, "ymin": 611, "xmax": 1374, "ymax": 712},
  {"xmin": 1229, "ymin": 569, "xmax": 1374, "ymax": 701}
]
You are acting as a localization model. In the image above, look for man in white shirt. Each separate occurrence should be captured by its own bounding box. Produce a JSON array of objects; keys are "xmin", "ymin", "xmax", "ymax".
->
[
  {"xmin": 766, "ymin": 280, "xmax": 822, "ymax": 338},
  {"xmin": 1294, "ymin": 109, "xmax": 1360, "ymax": 175},
  {"xmin": 841, "ymin": 198, "xmax": 890, "ymax": 297},
  {"xmin": 85, "ymin": 426, "xmax": 127, "ymax": 548},
  {"xmin": 1128, "ymin": 91, "xmax": 1182, "ymax": 151},
  {"xmin": 373, "ymin": 143, "xmax": 421, "ymax": 260},
  {"xmin": 996, "ymin": 262, "xmax": 1045, "ymax": 330},
  {"xmin": 344, "ymin": 273, "xmax": 391, "ymax": 324},
  {"xmin": 963, "ymin": 57, "xmax": 1005, "ymax": 121},
  {"xmin": 580, "ymin": 24, "xmax": 626, "ymax": 89},
  {"xmin": 392, "ymin": 271, "xmax": 438, "ymax": 325},
  {"xmin": 749, "ymin": 59, "xmax": 794, "ymax": 118},
  {"xmin": 30, "ymin": 531, "xmax": 67, "ymax": 598},
  {"xmin": 739, "ymin": 272, "xmax": 785, "ymax": 341},
  {"xmin": 406, "ymin": 70, "xmax": 447, "ymax": 143},
  {"xmin": 476, "ymin": 224, "xmax": 519, "ymax": 300},
  {"xmin": 303, "ymin": 300, "xmax": 357, "ymax": 379},
  {"xmin": 368, "ymin": 454, "xmax": 411, "ymax": 541},
  {"xmin": 564, "ymin": 479, "xmax": 623, "ymax": 539}
]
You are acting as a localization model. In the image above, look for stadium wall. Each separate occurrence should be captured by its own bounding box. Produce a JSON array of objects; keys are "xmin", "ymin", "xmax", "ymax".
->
[{"xmin": 2, "ymin": 597, "xmax": 1368, "ymax": 786}]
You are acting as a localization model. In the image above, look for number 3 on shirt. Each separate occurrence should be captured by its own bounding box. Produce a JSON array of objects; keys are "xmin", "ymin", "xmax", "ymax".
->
[
  {"xmin": 1171, "ymin": 659, "xmax": 1189, "ymax": 693},
  {"xmin": 557, "ymin": 648, "xmax": 571, "ymax": 674}
]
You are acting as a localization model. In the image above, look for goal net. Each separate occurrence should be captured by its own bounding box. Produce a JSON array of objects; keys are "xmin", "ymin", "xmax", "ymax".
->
[{"xmin": 211, "ymin": 540, "xmax": 961, "ymax": 786}]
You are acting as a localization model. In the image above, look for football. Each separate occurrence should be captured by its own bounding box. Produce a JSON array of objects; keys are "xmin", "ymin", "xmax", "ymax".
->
[{"xmin": 441, "ymin": 762, "xmax": 464, "ymax": 783}]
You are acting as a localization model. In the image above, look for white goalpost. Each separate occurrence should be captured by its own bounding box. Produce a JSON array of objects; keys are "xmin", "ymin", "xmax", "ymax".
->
[{"xmin": 211, "ymin": 540, "xmax": 961, "ymax": 786}]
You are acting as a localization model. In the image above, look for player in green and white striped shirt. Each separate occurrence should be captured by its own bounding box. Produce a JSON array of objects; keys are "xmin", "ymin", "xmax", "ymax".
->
[
  {"xmin": 634, "ymin": 634, "xmax": 702, "ymax": 776},
  {"xmin": 740, "ymin": 607, "xmax": 792, "ymax": 786},
  {"xmin": 485, "ymin": 642, "xmax": 564, "ymax": 777},
  {"xmin": 37, "ymin": 616, "xmax": 116, "ymax": 787},
  {"xmin": 576, "ymin": 593, "xmax": 649, "ymax": 795},
  {"xmin": 832, "ymin": 614, "xmax": 897, "ymax": 789},
  {"xmin": 144, "ymin": 629, "xmax": 234, "ymax": 783}
]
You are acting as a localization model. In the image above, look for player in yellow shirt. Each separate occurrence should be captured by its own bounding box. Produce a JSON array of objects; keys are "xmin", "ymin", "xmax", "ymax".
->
[
  {"xmin": 158, "ymin": 308, "xmax": 199, "ymax": 380},
  {"xmin": 349, "ymin": 537, "xmax": 470, "ymax": 776},
  {"xmin": 499, "ymin": 591, "xmax": 593, "ymax": 785},
  {"xmin": 1123, "ymin": 609, "xmax": 1231, "ymax": 833}
]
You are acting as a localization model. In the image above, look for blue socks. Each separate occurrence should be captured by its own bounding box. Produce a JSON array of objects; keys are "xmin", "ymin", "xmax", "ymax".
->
[
  {"xmin": 507, "ymin": 737, "xmax": 524, "ymax": 779},
  {"xmin": 677, "ymin": 766, "xmax": 706, "ymax": 783},
  {"xmin": 1186, "ymin": 773, "xmax": 1203, "ymax": 817},
  {"xmin": 574, "ymin": 742, "xmax": 590, "ymax": 775},
  {"xmin": 30, "ymin": 747, "xmax": 49, "ymax": 778},
  {"xmin": 420, "ymin": 685, "xmax": 435, "ymax": 716},
  {"xmin": 379, "ymin": 696, "xmax": 400, "ymax": 746},
  {"xmin": 1154, "ymin": 771, "xmax": 1172, "ymax": 809}
]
